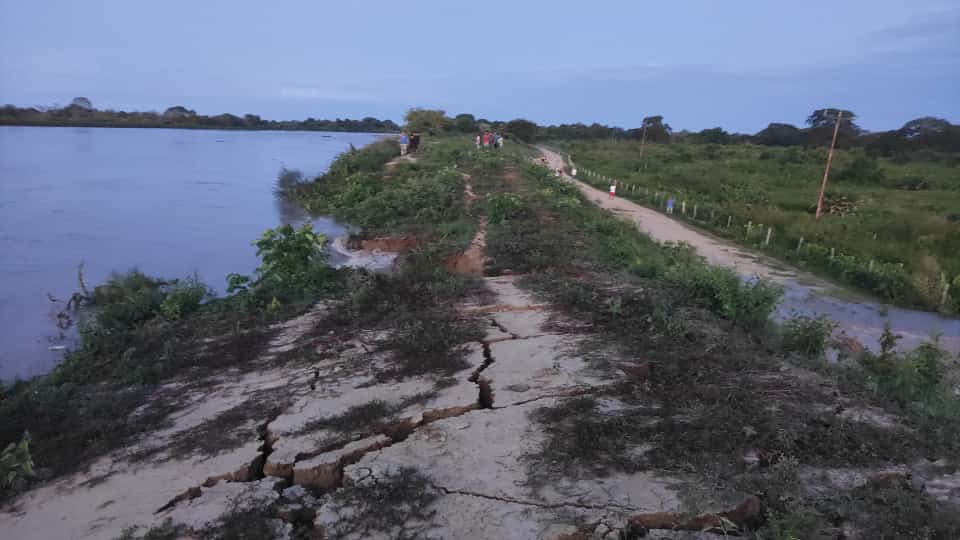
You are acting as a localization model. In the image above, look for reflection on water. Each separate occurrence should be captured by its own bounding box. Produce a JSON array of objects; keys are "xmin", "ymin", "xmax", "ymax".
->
[{"xmin": 0, "ymin": 126, "xmax": 379, "ymax": 380}]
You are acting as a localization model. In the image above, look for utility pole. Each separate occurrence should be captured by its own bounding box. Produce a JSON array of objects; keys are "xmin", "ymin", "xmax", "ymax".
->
[
  {"xmin": 815, "ymin": 110, "xmax": 843, "ymax": 221},
  {"xmin": 638, "ymin": 121, "xmax": 648, "ymax": 172}
]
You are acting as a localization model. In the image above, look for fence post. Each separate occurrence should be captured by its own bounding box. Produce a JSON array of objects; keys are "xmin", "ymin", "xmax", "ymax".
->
[
  {"xmin": 764, "ymin": 226, "xmax": 773, "ymax": 246},
  {"xmin": 682, "ymin": 201, "xmax": 687, "ymax": 215},
  {"xmin": 693, "ymin": 205, "xmax": 698, "ymax": 220},
  {"xmin": 746, "ymin": 220, "xmax": 753, "ymax": 238},
  {"xmin": 796, "ymin": 236, "xmax": 804, "ymax": 255},
  {"xmin": 726, "ymin": 215, "xmax": 732, "ymax": 229},
  {"xmin": 830, "ymin": 247, "xmax": 835, "ymax": 260},
  {"xmin": 869, "ymin": 260, "xmax": 875, "ymax": 271}
]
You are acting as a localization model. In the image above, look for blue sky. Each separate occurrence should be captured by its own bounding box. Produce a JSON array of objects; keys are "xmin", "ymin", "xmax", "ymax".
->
[{"xmin": 1, "ymin": 0, "xmax": 957, "ymax": 132}]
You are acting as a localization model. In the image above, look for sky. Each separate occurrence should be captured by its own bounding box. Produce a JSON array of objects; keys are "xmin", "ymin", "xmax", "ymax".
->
[{"xmin": 1, "ymin": 0, "xmax": 958, "ymax": 133}]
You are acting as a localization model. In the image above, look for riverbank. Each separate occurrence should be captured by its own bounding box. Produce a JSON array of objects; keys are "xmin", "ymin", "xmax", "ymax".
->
[
  {"xmin": 0, "ymin": 126, "xmax": 383, "ymax": 381},
  {"xmin": 2, "ymin": 136, "xmax": 958, "ymax": 539}
]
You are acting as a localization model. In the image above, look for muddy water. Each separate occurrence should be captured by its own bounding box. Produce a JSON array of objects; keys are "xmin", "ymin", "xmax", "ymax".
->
[
  {"xmin": 538, "ymin": 146, "xmax": 960, "ymax": 357},
  {"xmin": 0, "ymin": 126, "xmax": 382, "ymax": 380}
]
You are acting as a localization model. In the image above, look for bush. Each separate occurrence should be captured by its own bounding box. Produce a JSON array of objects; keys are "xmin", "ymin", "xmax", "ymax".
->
[
  {"xmin": 485, "ymin": 193, "xmax": 525, "ymax": 224},
  {"xmin": 836, "ymin": 155, "xmax": 885, "ymax": 184},
  {"xmin": 781, "ymin": 314, "xmax": 836, "ymax": 358},
  {"xmin": 227, "ymin": 223, "xmax": 336, "ymax": 309},
  {"xmin": 668, "ymin": 263, "xmax": 782, "ymax": 329},
  {"xmin": 1, "ymin": 433, "xmax": 34, "ymax": 498},
  {"xmin": 159, "ymin": 276, "xmax": 210, "ymax": 321}
]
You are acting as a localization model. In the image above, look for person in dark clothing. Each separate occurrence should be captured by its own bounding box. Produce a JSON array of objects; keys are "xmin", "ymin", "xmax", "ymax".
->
[{"xmin": 409, "ymin": 133, "xmax": 421, "ymax": 154}]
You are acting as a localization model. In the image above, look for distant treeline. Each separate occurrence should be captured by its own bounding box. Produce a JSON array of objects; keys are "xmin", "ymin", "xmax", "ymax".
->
[
  {"xmin": 0, "ymin": 97, "xmax": 400, "ymax": 132},
  {"xmin": 401, "ymin": 108, "xmax": 960, "ymax": 159}
]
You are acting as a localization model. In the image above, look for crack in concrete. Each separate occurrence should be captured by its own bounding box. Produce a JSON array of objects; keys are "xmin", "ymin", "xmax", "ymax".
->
[
  {"xmin": 430, "ymin": 483, "xmax": 638, "ymax": 512},
  {"xmin": 154, "ymin": 407, "xmax": 290, "ymax": 514}
]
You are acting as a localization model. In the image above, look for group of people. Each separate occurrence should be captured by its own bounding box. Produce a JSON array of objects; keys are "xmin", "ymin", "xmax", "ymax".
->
[
  {"xmin": 475, "ymin": 131, "xmax": 503, "ymax": 150},
  {"xmin": 398, "ymin": 132, "xmax": 420, "ymax": 156}
]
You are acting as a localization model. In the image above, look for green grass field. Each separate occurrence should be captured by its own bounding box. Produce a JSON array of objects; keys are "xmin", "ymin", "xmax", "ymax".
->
[{"xmin": 558, "ymin": 139, "xmax": 960, "ymax": 313}]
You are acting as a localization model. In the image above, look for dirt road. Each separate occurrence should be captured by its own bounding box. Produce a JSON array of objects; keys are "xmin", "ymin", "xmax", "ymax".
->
[{"xmin": 538, "ymin": 146, "xmax": 960, "ymax": 357}]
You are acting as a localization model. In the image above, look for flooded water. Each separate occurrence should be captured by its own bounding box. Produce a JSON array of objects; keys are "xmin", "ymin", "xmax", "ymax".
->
[{"xmin": 0, "ymin": 126, "xmax": 382, "ymax": 380}]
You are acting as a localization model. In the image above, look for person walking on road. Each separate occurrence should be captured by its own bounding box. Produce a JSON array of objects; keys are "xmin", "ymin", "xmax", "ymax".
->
[
  {"xmin": 609, "ymin": 181, "xmax": 617, "ymax": 199},
  {"xmin": 399, "ymin": 132, "xmax": 409, "ymax": 156},
  {"xmin": 666, "ymin": 196, "xmax": 675, "ymax": 214},
  {"xmin": 482, "ymin": 131, "xmax": 491, "ymax": 149}
]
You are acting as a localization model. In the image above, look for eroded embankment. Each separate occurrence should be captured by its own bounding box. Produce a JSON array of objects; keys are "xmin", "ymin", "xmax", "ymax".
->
[{"xmin": 4, "ymin": 140, "xmax": 958, "ymax": 540}]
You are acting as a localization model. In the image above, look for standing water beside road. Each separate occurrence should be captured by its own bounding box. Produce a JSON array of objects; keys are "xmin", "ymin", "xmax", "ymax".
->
[{"xmin": 0, "ymin": 126, "xmax": 382, "ymax": 380}]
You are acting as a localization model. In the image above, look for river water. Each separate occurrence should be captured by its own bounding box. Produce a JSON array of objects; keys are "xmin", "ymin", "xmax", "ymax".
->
[{"xmin": 0, "ymin": 126, "xmax": 382, "ymax": 381}]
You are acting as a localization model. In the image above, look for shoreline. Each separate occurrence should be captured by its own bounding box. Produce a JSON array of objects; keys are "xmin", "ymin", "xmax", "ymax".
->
[{"xmin": 0, "ymin": 122, "xmax": 399, "ymax": 135}]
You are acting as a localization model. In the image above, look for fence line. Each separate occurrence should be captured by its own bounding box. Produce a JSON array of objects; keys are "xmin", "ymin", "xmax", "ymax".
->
[{"xmin": 567, "ymin": 164, "xmax": 955, "ymax": 307}]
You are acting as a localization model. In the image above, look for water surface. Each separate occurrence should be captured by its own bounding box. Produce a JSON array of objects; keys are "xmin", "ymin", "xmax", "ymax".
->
[{"xmin": 0, "ymin": 126, "xmax": 380, "ymax": 380}]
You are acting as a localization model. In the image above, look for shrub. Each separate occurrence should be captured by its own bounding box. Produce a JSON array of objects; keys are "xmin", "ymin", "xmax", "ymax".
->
[
  {"xmin": 781, "ymin": 314, "xmax": 836, "ymax": 358},
  {"xmin": 273, "ymin": 167, "xmax": 304, "ymax": 195},
  {"xmin": 836, "ymin": 155, "xmax": 885, "ymax": 184},
  {"xmin": 1, "ymin": 433, "xmax": 34, "ymax": 497},
  {"xmin": 227, "ymin": 223, "xmax": 336, "ymax": 308},
  {"xmin": 159, "ymin": 276, "xmax": 210, "ymax": 321},
  {"xmin": 667, "ymin": 263, "xmax": 782, "ymax": 329},
  {"xmin": 485, "ymin": 193, "xmax": 525, "ymax": 224}
]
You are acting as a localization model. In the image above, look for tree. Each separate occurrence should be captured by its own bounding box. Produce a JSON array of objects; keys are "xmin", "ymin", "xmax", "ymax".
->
[
  {"xmin": 626, "ymin": 115, "xmax": 672, "ymax": 143},
  {"xmin": 404, "ymin": 108, "xmax": 450, "ymax": 134},
  {"xmin": 692, "ymin": 127, "xmax": 734, "ymax": 145},
  {"xmin": 163, "ymin": 106, "xmax": 196, "ymax": 119},
  {"xmin": 806, "ymin": 108, "xmax": 861, "ymax": 148},
  {"xmin": 504, "ymin": 119, "xmax": 538, "ymax": 143},
  {"xmin": 900, "ymin": 117, "xmax": 951, "ymax": 139},
  {"xmin": 754, "ymin": 123, "xmax": 804, "ymax": 146},
  {"xmin": 70, "ymin": 97, "xmax": 93, "ymax": 110},
  {"xmin": 453, "ymin": 113, "xmax": 477, "ymax": 133}
]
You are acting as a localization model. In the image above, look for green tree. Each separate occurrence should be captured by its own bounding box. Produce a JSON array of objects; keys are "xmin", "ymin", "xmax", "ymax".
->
[
  {"xmin": 453, "ymin": 113, "xmax": 477, "ymax": 133},
  {"xmin": 900, "ymin": 117, "xmax": 951, "ymax": 138},
  {"xmin": 754, "ymin": 123, "xmax": 804, "ymax": 146},
  {"xmin": 505, "ymin": 118, "xmax": 538, "ymax": 142},
  {"xmin": 404, "ymin": 108, "xmax": 450, "ymax": 134},
  {"xmin": 806, "ymin": 108, "xmax": 861, "ymax": 147},
  {"xmin": 693, "ymin": 127, "xmax": 734, "ymax": 144},
  {"xmin": 626, "ymin": 115, "xmax": 672, "ymax": 143},
  {"xmin": 70, "ymin": 97, "xmax": 93, "ymax": 110}
]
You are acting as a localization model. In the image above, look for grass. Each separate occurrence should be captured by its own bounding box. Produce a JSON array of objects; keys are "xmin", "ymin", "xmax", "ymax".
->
[
  {"xmin": 559, "ymin": 139, "xmax": 960, "ymax": 312},
  {"xmin": 324, "ymin": 466, "xmax": 439, "ymax": 539},
  {"xmin": 461, "ymin": 142, "xmax": 960, "ymax": 537},
  {"xmin": 0, "ymin": 137, "xmax": 484, "ymax": 492}
]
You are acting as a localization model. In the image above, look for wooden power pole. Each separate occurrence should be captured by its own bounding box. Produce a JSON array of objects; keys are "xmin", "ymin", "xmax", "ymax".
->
[
  {"xmin": 638, "ymin": 122, "xmax": 648, "ymax": 171},
  {"xmin": 815, "ymin": 110, "xmax": 843, "ymax": 221}
]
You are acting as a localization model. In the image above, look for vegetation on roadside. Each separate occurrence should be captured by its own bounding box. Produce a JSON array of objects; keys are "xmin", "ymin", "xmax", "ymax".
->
[
  {"xmin": 560, "ymin": 138, "xmax": 960, "ymax": 313},
  {"xmin": 460, "ymin": 145, "xmax": 960, "ymax": 538}
]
